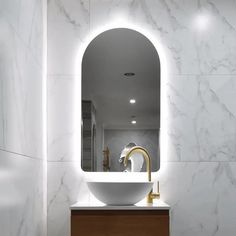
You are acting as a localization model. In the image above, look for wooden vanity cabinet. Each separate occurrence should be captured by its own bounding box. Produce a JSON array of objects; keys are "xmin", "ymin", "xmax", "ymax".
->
[{"xmin": 71, "ymin": 209, "xmax": 169, "ymax": 236}]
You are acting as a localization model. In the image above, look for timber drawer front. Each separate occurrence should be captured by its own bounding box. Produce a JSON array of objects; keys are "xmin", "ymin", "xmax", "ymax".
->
[{"xmin": 71, "ymin": 209, "xmax": 169, "ymax": 236}]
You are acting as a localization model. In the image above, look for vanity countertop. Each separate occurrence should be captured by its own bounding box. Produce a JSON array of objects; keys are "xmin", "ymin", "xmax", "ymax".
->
[{"xmin": 71, "ymin": 200, "xmax": 170, "ymax": 210}]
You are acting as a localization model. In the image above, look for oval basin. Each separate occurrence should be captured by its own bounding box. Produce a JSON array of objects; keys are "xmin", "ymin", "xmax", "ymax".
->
[{"xmin": 87, "ymin": 181, "xmax": 154, "ymax": 205}]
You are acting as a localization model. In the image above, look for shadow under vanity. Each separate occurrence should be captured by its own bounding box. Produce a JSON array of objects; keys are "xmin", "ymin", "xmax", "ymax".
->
[{"xmin": 74, "ymin": 28, "xmax": 169, "ymax": 236}]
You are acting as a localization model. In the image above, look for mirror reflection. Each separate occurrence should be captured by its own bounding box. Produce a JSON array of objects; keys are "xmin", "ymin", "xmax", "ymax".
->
[{"xmin": 82, "ymin": 28, "xmax": 160, "ymax": 172}]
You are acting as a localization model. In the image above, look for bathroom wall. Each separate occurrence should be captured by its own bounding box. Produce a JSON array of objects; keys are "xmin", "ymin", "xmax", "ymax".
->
[
  {"xmin": 0, "ymin": 0, "xmax": 46, "ymax": 235},
  {"xmin": 103, "ymin": 129, "xmax": 159, "ymax": 172},
  {"xmin": 47, "ymin": 1, "xmax": 236, "ymax": 236}
]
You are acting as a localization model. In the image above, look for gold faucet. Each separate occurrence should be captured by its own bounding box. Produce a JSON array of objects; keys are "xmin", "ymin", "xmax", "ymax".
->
[{"xmin": 123, "ymin": 146, "xmax": 160, "ymax": 203}]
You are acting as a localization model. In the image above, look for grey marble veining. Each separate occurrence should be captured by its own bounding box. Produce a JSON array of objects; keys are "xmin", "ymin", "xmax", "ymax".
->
[
  {"xmin": 0, "ymin": 2, "xmax": 43, "ymax": 159},
  {"xmin": 47, "ymin": 0, "xmax": 90, "ymax": 75},
  {"xmin": 47, "ymin": 161, "xmax": 236, "ymax": 236},
  {"xmin": 47, "ymin": 76, "xmax": 76, "ymax": 162},
  {"xmin": 159, "ymin": 162, "xmax": 236, "ymax": 236},
  {"xmin": 47, "ymin": 162, "xmax": 89, "ymax": 236},
  {"xmin": 0, "ymin": 150, "xmax": 45, "ymax": 236},
  {"xmin": 0, "ymin": 0, "xmax": 43, "ymax": 67},
  {"xmin": 47, "ymin": 0, "xmax": 236, "ymax": 75},
  {"xmin": 48, "ymin": 0, "xmax": 89, "ymax": 24},
  {"xmin": 90, "ymin": 0, "xmax": 236, "ymax": 75},
  {"xmin": 0, "ymin": 0, "xmax": 46, "ymax": 235},
  {"xmin": 47, "ymin": 1, "xmax": 236, "ymax": 236},
  {"xmin": 166, "ymin": 75, "xmax": 236, "ymax": 162}
]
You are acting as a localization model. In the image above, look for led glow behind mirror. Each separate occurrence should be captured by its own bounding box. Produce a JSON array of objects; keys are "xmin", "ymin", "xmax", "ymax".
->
[
  {"xmin": 74, "ymin": 23, "xmax": 169, "ymax": 182},
  {"xmin": 80, "ymin": 28, "xmax": 160, "ymax": 172}
]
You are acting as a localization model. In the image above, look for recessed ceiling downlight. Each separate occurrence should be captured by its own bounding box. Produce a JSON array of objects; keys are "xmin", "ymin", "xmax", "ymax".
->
[{"xmin": 124, "ymin": 72, "xmax": 135, "ymax": 77}]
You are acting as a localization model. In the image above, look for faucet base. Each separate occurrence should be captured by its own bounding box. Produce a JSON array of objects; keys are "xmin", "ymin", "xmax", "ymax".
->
[{"xmin": 147, "ymin": 190, "xmax": 160, "ymax": 204}]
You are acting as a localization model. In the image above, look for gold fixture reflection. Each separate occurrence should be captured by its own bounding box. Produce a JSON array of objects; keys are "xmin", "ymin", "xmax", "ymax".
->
[
  {"xmin": 103, "ymin": 147, "xmax": 110, "ymax": 172},
  {"xmin": 123, "ymin": 146, "xmax": 160, "ymax": 203}
]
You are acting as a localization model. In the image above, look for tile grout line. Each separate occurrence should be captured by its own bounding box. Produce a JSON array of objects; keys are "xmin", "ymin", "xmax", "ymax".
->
[
  {"xmin": 0, "ymin": 148, "xmax": 43, "ymax": 161},
  {"xmin": 46, "ymin": 73, "xmax": 236, "ymax": 77},
  {"xmin": 46, "ymin": 160, "xmax": 236, "ymax": 163}
]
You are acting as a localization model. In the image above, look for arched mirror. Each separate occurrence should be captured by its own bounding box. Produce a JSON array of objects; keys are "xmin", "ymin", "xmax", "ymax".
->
[{"xmin": 81, "ymin": 28, "xmax": 160, "ymax": 172}]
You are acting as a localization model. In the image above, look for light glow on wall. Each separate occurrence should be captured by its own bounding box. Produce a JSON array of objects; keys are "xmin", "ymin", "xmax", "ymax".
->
[
  {"xmin": 193, "ymin": 13, "xmax": 211, "ymax": 31},
  {"xmin": 74, "ymin": 21, "xmax": 169, "ymax": 182},
  {"xmin": 42, "ymin": 0, "xmax": 47, "ymax": 235}
]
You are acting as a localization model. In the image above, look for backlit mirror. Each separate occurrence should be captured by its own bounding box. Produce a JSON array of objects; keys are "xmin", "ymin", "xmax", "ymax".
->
[{"xmin": 81, "ymin": 28, "xmax": 160, "ymax": 172}]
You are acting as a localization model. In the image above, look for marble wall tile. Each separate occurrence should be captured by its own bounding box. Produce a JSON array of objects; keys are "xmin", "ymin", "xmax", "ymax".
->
[
  {"xmin": 48, "ymin": 0, "xmax": 89, "ymax": 23},
  {"xmin": 0, "ymin": 10, "xmax": 43, "ymax": 159},
  {"xmin": 158, "ymin": 162, "xmax": 236, "ymax": 236},
  {"xmin": 166, "ymin": 75, "xmax": 236, "ymax": 162},
  {"xmin": 90, "ymin": 0, "xmax": 236, "ymax": 75},
  {"xmin": 47, "ymin": 162, "xmax": 89, "ymax": 236},
  {"xmin": 0, "ymin": 1, "xmax": 46, "ymax": 236},
  {"xmin": 46, "ymin": 161, "xmax": 236, "ymax": 236},
  {"xmin": 47, "ymin": 76, "xmax": 76, "ymax": 161},
  {"xmin": 47, "ymin": 0, "xmax": 89, "ymax": 75},
  {"xmin": 0, "ymin": 0, "xmax": 43, "ymax": 67},
  {"xmin": 0, "ymin": 150, "xmax": 44, "ymax": 236},
  {"xmin": 47, "ymin": 1, "xmax": 236, "ymax": 236}
]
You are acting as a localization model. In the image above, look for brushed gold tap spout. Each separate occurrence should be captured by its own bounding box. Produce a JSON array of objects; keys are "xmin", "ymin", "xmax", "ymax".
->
[
  {"xmin": 124, "ymin": 146, "xmax": 160, "ymax": 204},
  {"xmin": 123, "ymin": 146, "xmax": 151, "ymax": 182}
]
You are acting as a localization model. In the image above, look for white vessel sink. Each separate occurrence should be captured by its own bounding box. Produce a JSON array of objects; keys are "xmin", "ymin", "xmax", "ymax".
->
[{"xmin": 87, "ymin": 181, "xmax": 154, "ymax": 205}]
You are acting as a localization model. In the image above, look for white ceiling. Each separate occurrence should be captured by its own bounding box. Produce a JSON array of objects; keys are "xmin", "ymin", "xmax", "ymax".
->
[{"xmin": 82, "ymin": 28, "xmax": 160, "ymax": 129}]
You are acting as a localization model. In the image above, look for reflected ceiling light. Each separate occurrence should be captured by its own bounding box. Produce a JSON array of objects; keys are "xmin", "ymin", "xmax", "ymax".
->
[
  {"xmin": 129, "ymin": 99, "xmax": 136, "ymax": 104},
  {"xmin": 131, "ymin": 120, "xmax": 137, "ymax": 124},
  {"xmin": 124, "ymin": 72, "xmax": 135, "ymax": 77},
  {"xmin": 75, "ymin": 22, "xmax": 169, "ymax": 179}
]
